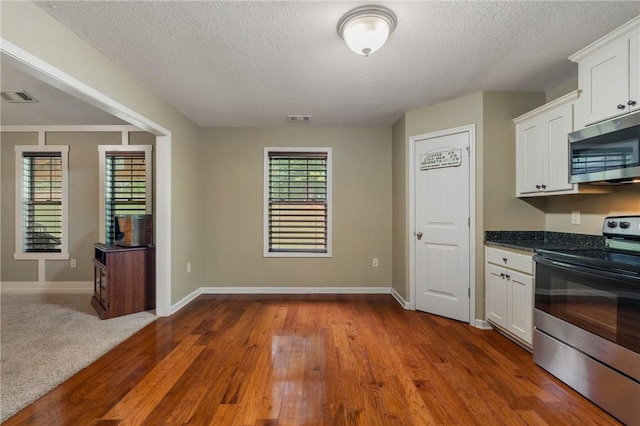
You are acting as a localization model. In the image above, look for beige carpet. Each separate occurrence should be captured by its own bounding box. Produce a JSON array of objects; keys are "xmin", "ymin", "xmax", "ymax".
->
[{"xmin": 0, "ymin": 293, "xmax": 156, "ymax": 422}]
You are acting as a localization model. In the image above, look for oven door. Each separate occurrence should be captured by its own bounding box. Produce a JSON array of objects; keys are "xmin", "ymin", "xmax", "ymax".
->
[{"xmin": 534, "ymin": 255, "xmax": 640, "ymax": 380}]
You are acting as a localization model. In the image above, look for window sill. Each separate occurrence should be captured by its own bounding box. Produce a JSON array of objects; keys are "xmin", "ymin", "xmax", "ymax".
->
[
  {"xmin": 264, "ymin": 252, "xmax": 332, "ymax": 258},
  {"xmin": 14, "ymin": 252, "xmax": 70, "ymax": 261}
]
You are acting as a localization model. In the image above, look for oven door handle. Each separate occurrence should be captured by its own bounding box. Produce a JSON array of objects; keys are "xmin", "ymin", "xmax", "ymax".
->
[{"xmin": 533, "ymin": 255, "xmax": 640, "ymax": 281}]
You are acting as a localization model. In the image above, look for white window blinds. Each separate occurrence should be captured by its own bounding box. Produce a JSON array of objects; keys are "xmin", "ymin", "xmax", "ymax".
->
[
  {"xmin": 105, "ymin": 151, "xmax": 147, "ymax": 243},
  {"xmin": 22, "ymin": 152, "xmax": 62, "ymax": 252},
  {"xmin": 267, "ymin": 151, "xmax": 329, "ymax": 254}
]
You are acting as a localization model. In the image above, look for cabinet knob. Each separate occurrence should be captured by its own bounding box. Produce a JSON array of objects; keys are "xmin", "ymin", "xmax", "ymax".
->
[
  {"xmin": 541, "ymin": 184, "xmax": 547, "ymax": 189},
  {"xmin": 505, "ymin": 274, "xmax": 511, "ymax": 280},
  {"xmin": 535, "ymin": 184, "xmax": 541, "ymax": 189},
  {"xmin": 502, "ymin": 257, "xmax": 508, "ymax": 263},
  {"xmin": 617, "ymin": 104, "xmax": 626, "ymax": 110},
  {"xmin": 500, "ymin": 273, "xmax": 506, "ymax": 278},
  {"xmin": 629, "ymin": 100, "xmax": 637, "ymax": 107}
]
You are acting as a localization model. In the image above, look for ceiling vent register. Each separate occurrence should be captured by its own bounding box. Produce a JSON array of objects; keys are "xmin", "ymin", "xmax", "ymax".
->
[
  {"xmin": 1, "ymin": 90, "xmax": 38, "ymax": 103},
  {"xmin": 287, "ymin": 115, "xmax": 312, "ymax": 122}
]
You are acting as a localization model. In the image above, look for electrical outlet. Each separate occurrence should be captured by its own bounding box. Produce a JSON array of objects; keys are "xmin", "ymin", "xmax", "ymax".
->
[
  {"xmin": 372, "ymin": 258, "xmax": 379, "ymax": 268},
  {"xmin": 70, "ymin": 259, "xmax": 77, "ymax": 268},
  {"xmin": 571, "ymin": 211, "xmax": 581, "ymax": 225},
  {"xmin": 187, "ymin": 262, "xmax": 192, "ymax": 273}
]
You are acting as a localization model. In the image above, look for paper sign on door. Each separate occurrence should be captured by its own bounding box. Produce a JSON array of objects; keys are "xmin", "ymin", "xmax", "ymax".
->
[{"xmin": 420, "ymin": 149, "xmax": 462, "ymax": 170}]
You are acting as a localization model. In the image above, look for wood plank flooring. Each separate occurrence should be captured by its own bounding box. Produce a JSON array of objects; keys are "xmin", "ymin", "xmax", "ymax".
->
[{"xmin": 4, "ymin": 294, "xmax": 622, "ymax": 425}]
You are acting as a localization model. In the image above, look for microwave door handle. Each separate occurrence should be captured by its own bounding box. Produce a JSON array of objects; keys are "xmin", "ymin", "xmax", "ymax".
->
[{"xmin": 534, "ymin": 255, "xmax": 640, "ymax": 281}]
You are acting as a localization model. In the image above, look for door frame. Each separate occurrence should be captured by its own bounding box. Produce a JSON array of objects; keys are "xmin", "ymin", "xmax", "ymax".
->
[
  {"xmin": 408, "ymin": 124, "xmax": 476, "ymax": 325},
  {"xmin": 1, "ymin": 39, "xmax": 172, "ymax": 317}
]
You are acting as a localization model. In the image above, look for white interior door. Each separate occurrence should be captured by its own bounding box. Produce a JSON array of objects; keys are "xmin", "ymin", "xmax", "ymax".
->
[{"xmin": 413, "ymin": 129, "xmax": 471, "ymax": 323}]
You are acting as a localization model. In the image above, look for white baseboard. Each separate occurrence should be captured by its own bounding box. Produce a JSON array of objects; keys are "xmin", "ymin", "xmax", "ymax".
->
[
  {"xmin": 1, "ymin": 281, "xmax": 93, "ymax": 294},
  {"xmin": 170, "ymin": 288, "xmax": 202, "ymax": 314},
  {"xmin": 390, "ymin": 287, "xmax": 411, "ymax": 309},
  {"xmin": 199, "ymin": 286, "xmax": 391, "ymax": 295},
  {"xmin": 170, "ymin": 286, "xmax": 393, "ymax": 314}
]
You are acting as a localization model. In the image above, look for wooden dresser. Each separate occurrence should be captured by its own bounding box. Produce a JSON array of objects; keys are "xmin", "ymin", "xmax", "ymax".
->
[{"xmin": 92, "ymin": 243, "xmax": 155, "ymax": 319}]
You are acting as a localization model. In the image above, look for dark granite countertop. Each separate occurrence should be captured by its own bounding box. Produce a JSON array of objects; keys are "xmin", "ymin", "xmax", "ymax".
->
[{"xmin": 484, "ymin": 231, "xmax": 604, "ymax": 252}]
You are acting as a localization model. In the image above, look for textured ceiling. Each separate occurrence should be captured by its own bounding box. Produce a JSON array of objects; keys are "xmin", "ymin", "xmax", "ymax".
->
[
  {"xmin": 13, "ymin": 1, "xmax": 640, "ymax": 127},
  {"xmin": 1, "ymin": 58, "xmax": 128, "ymax": 126}
]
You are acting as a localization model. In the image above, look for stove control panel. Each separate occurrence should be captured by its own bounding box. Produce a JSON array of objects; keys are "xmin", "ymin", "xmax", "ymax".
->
[{"xmin": 603, "ymin": 216, "xmax": 640, "ymax": 238}]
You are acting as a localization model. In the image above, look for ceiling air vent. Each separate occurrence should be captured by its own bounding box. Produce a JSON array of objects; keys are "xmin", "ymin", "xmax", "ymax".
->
[
  {"xmin": 287, "ymin": 114, "xmax": 311, "ymax": 122},
  {"xmin": 1, "ymin": 90, "xmax": 38, "ymax": 103}
]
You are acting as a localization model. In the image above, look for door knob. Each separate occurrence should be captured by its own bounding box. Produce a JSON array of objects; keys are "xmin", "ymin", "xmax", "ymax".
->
[{"xmin": 415, "ymin": 231, "xmax": 423, "ymax": 240}]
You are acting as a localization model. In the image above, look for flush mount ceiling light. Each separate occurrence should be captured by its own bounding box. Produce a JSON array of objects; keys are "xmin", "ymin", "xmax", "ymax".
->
[{"xmin": 337, "ymin": 5, "xmax": 397, "ymax": 57}]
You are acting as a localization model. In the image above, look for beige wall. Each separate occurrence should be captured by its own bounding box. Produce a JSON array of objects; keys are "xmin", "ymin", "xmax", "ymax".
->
[
  {"xmin": 2, "ymin": 2, "xmax": 203, "ymax": 303},
  {"xmin": 394, "ymin": 92, "xmax": 546, "ymax": 318},
  {"xmin": 482, "ymin": 91, "xmax": 546, "ymax": 231},
  {"xmin": 546, "ymin": 77, "xmax": 578, "ymax": 103},
  {"xmin": 545, "ymin": 187, "xmax": 640, "ymax": 234},
  {"xmin": 199, "ymin": 127, "xmax": 392, "ymax": 288},
  {"xmin": 400, "ymin": 93, "xmax": 483, "ymax": 311},
  {"xmin": 391, "ymin": 115, "xmax": 407, "ymax": 299},
  {"xmin": 1, "ymin": 133, "xmax": 39, "ymax": 281},
  {"xmin": 1, "ymin": 131, "xmax": 155, "ymax": 282}
]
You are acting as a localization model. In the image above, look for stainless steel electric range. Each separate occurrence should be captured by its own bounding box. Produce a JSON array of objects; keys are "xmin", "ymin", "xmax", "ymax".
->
[{"xmin": 533, "ymin": 216, "xmax": 640, "ymax": 425}]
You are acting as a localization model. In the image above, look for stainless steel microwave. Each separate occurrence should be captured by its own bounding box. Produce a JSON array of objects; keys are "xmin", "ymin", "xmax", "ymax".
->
[{"xmin": 569, "ymin": 111, "xmax": 640, "ymax": 184}]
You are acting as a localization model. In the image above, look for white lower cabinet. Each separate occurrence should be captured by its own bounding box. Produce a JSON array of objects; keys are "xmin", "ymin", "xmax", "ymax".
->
[{"xmin": 485, "ymin": 246, "xmax": 534, "ymax": 348}]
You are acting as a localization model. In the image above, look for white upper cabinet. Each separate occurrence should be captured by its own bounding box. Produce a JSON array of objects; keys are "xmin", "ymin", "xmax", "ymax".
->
[
  {"xmin": 570, "ymin": 16, "xmax": 640, "ymax": 128},
  {"xmin": 515, "ymin": 91, "xmax": 578, "ymax": 196}
]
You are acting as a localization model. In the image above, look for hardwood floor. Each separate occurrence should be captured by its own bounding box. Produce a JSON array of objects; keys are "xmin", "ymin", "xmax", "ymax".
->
[{"xmin": 5, "ymin": 294, "xmax": 621, "ymax": 425}]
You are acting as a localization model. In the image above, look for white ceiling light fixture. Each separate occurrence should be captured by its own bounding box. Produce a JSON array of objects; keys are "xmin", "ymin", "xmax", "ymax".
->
[{"xmin": 337, "ymin": 5, "xmax": 397, "ymax": 57}]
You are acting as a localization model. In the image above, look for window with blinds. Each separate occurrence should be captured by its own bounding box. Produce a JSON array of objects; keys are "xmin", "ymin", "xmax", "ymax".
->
[
  {"xmin": 105, "ymin": 151, "xmax": 147, "ymax": 243},
  {"xmin": 266, "ymin": 149, "xmax": 331, "ymax": 255},
  {"xmin": 22, "ymin": 152, "xmax": 63, "ymax": 252}
]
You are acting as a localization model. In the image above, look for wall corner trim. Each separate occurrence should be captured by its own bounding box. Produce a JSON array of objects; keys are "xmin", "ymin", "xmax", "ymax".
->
[
  {"xmin": 390, "ymin": 287, "xmax": 411, "ymax": 309},
  {"xmin": 474, "ymin": 319, "xmax": 493, "ymax": 330}
]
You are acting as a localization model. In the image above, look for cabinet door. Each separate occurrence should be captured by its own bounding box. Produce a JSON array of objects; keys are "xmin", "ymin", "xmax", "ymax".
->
[
  {"xmin": 543, "ymin": 103, "xmax": 574, "ymax": 192},
  {"xmin": 97, "ymin": 265, "xmax": 109, "ymax": 309},
  {"xmin": 516, "ymin": 116, "xmax": 544, "ymax": 195},
  {"xmin": 485, "ymin": 264, "xmax": 508, "ymax": 328},
  {"xmin": 577, "ymin": 37, "xmax": 630, "ymax": 127},
  {"xmin": 507, "ymin": 270, "xmax": 534, "ymax": 345}
]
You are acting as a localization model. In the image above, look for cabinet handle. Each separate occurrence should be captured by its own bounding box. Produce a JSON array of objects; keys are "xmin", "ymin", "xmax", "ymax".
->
[
  {"xmin": 629, "ymin": 100, "xmax": 637, "ymax": 107},
  {"xmin": 617, "ymin": 104, "xmax": 626, "ymax": 110}
]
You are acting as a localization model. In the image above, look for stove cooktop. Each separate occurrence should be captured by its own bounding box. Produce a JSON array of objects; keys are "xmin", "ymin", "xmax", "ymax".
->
[{"xmin": 535, "ymin": 247, "xmax": 640, "ymax": 276}]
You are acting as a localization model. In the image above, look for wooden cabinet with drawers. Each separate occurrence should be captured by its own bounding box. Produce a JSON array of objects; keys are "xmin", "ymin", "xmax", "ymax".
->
[{"xmin": 91, "ymin": 243, "xmax": 155, "ymax": 319}]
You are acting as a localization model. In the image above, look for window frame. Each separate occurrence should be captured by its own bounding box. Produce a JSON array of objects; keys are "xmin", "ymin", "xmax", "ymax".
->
[
  {"xmin": 98, "ymin": 145, "xmax": 153, "ymax": 244},
  {"xmin": 14, "ymin": 145, "xmax": 70, "ymax": 260},
  {"xmin": 263, "ymin": 147, "xmax": 332, "ymax": 258}
]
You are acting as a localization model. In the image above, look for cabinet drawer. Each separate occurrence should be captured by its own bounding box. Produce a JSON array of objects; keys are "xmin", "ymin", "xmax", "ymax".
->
[{"xmin": 486, "ymin": 247, "xmax": 533, "ymax": 275}]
